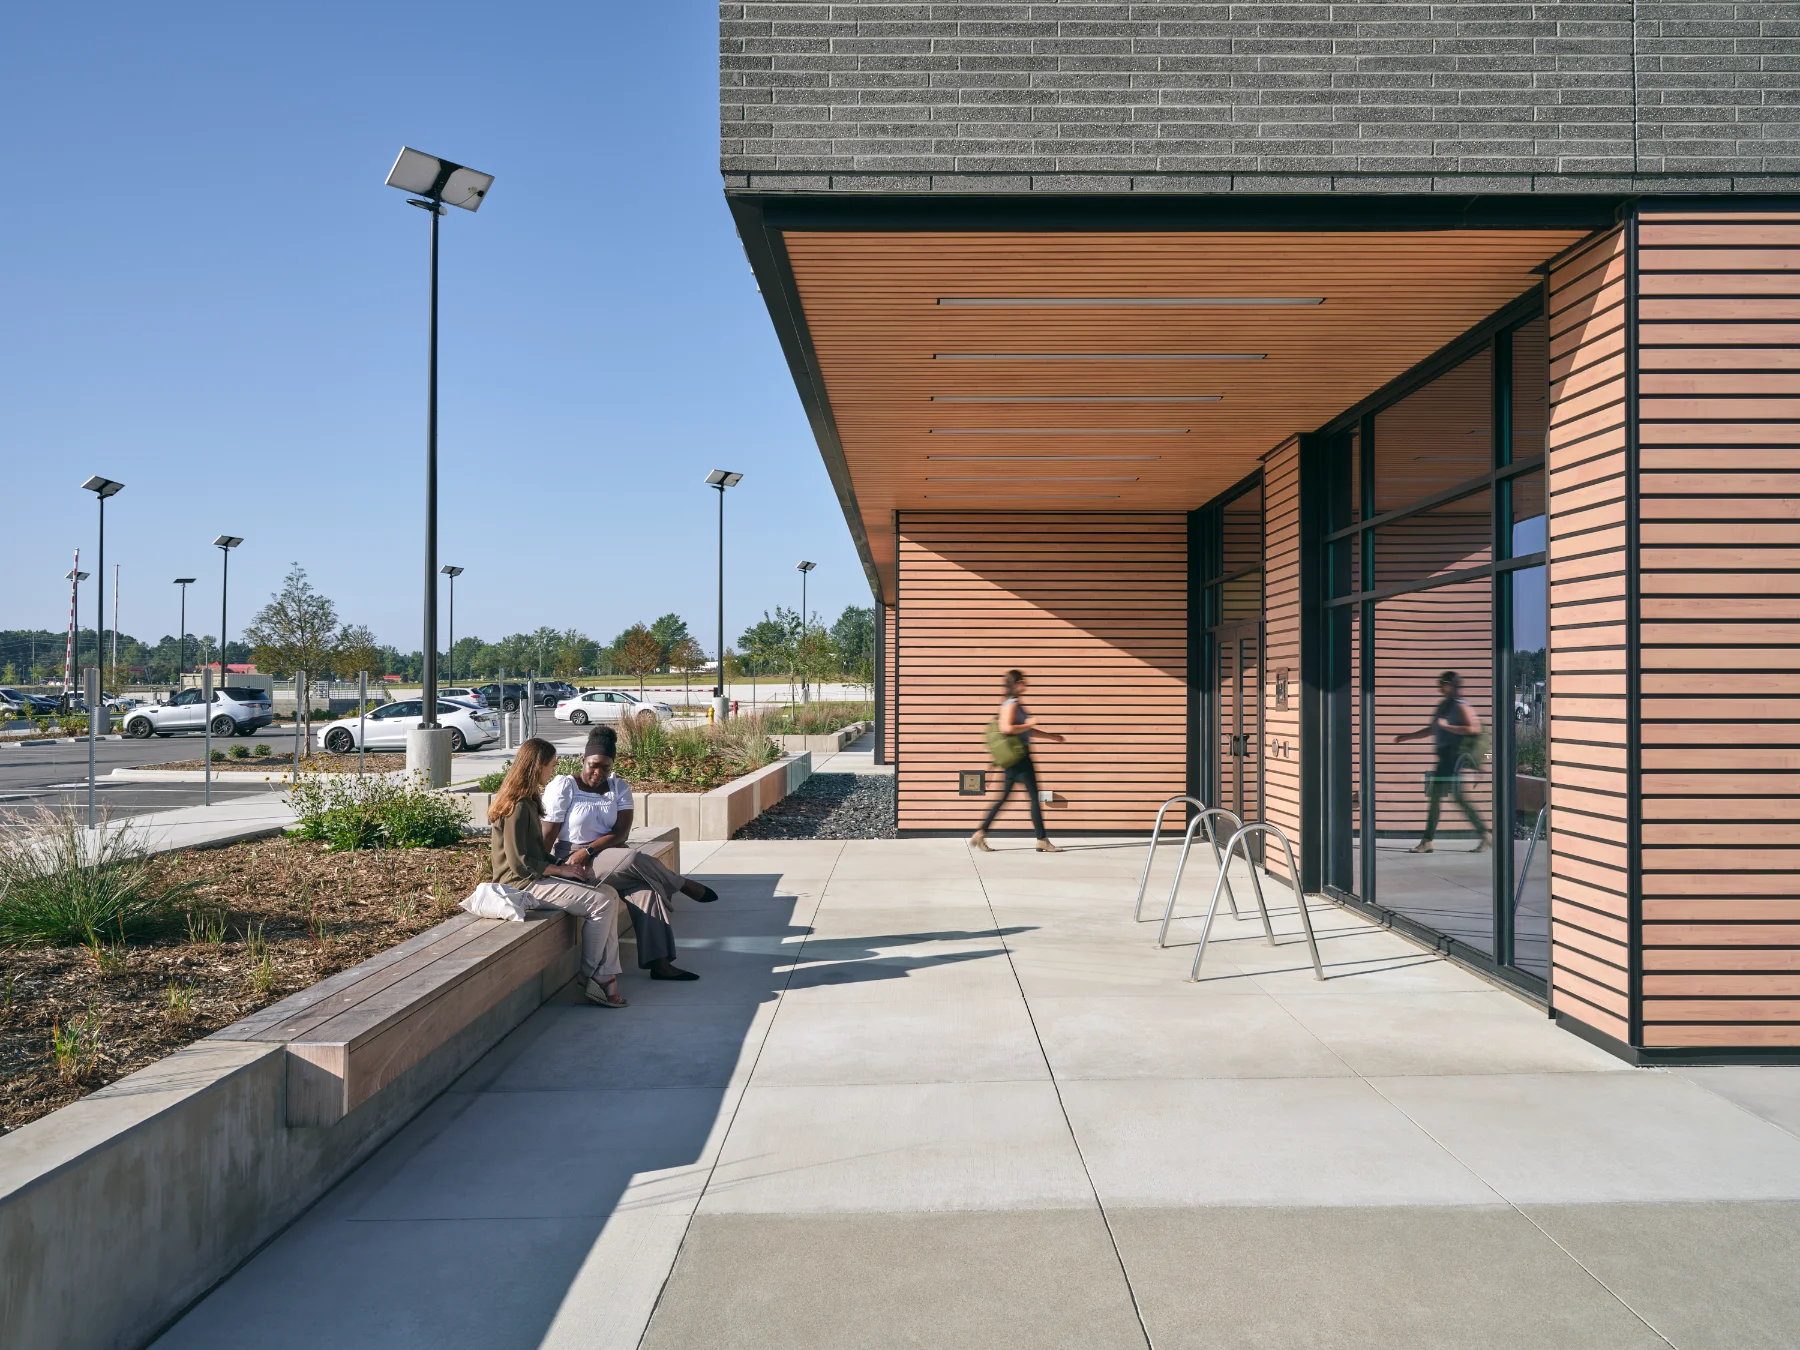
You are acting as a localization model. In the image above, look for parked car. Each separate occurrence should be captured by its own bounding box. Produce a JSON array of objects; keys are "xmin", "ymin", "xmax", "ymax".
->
[
  {"xmin": 316, "ymin": 698, "xmax": 499, "ymax": 754},
  {"xmin": 439, "ymin": 686, "xmax": 485, "ymax": 703},
  {"xmin": 473, "ymin": 681, "xmax": 559, "ymax": 712},
  {"xmin": 0, "ymin": 688, "xmax": 32, "ymax": 718},
  {"xmin": 553, "ymin": 688, "xmax": 675, "ymax": 727},
  {"xmin": 121, "ymin": 686, "xmax": 275, "ymax": 738}
]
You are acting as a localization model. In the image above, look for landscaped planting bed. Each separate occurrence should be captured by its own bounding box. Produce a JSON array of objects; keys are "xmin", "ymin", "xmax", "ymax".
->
[
  {"xmin": 145, "ymin": 751, "xmax": 410, "ymax": 773},
  {"xmin": 0, "ymin": 836, "xmax": 486, "ymax": 1133},
  {"xmin": 766, "ymin": 701, "xmax": 874, "ymax": 736},
  {"xmin": 475, "ymin": 714, "xmax": 782, "ymax": 794}
]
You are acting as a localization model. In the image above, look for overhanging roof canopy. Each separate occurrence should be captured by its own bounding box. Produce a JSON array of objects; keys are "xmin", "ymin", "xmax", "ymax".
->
[{"xmin": 739, "ymin": 209, "xmax": 1597, "ymax": 602}]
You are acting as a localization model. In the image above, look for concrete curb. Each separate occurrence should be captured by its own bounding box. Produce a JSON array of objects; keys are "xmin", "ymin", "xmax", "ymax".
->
[{"xmin": 1, "ymin": 735, "xmax": 125, "ymax": 749}]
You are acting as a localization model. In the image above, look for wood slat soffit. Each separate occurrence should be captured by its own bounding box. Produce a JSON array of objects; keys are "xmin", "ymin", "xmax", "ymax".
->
[{"xmin": 782, "ymin": 229, "xmax": 1589, "ymax": 597}]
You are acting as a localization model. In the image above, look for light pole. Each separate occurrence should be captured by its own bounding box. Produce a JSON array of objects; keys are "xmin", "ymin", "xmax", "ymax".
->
[
  {"xmin": 214, "ymin": 537, "xmax": 243, "ymax": 682},
  {"xmin": 441, "ymin": 565, "xmax": 463, "ymax": 682},
  {"xmin": 173, "ymin": 578, "xmax": 196, "ymax": 683},
  {"xmin": 705, "ymin": 470, "xmax": 743, "ymax": 720},
  {"xmin": 64, "ymin": 568, "xmax": 89, "ymax": 701},
  {"xmin": 796, "ymin": 560, "xmax": 816, "ymax": 705},
  {"xmin": 386, "ymin": 146, "xmax": 494, "ymax": 787},
  {"xmin": 80, "ymin": 478, "xmax": 123, "ymax": 714}
]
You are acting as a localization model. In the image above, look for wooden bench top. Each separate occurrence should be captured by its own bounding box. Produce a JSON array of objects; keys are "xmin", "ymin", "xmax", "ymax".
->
[{"xmin": 217, "ymin": 825, "xmax": 682, "ymax": 1128}]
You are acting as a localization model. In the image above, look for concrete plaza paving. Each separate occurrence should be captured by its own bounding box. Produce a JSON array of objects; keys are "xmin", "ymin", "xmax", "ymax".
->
[{"xmin": 154, "ymin": 836, "xmax": 1800, "ymax": 1349}]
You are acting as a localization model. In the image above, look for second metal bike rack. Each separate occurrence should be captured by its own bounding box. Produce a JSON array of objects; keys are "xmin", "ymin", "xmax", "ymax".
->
[
  {"xmin": 1157, "ymin": 808, "xmax": 1264, "ymax": 948},
  {"xmin": 1187, "ymin": 823, "xmax": 1325, "ymax": 983}
]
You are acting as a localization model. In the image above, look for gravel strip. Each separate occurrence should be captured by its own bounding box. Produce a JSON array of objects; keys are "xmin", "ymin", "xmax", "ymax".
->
[{"xmin": 734, "ymin": 773, "xmax": 896, "ymax": 840}]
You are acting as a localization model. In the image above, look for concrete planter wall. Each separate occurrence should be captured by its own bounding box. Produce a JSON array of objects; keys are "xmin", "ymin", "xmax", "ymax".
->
[{"xmin": 772, "ymin": 720, "xmax": 873, "ymax": 755}]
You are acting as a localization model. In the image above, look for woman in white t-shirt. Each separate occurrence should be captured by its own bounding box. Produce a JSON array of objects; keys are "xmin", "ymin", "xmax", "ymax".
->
[{"xmin": 542, "ymin": 726, "xmax": 720, "ymax": 982}]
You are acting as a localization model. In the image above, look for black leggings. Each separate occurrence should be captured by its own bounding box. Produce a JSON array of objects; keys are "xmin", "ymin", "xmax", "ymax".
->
[{"xmin": 979, "ymin": 756, "xmax": 1047, "ymax": 838}]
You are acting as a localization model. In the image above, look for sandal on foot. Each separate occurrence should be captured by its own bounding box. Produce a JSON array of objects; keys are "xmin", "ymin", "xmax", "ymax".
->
[
  {"xmin": 690, "ymin": 884, "xmax": 719, "ymax": 904},
  {"xmin": 1036, "ymin": 838, "xmax": 1063, "ymax": 853},
  {"xmin": 970, "ymin": 831, "xmax": 993, "ymax": 852},
  {"xmin": 584, "ymin": 978, "xmax": 628, "ymax": 1008}
]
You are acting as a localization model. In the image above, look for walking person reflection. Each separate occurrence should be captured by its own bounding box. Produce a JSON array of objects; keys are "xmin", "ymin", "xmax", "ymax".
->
[
  {"xmin": 970, "ymin": 669, "xmax": 1065, "ymax": 854},
  {"xmin": 1394, "ymin": 669, "xmax": 1491, "ymax": 854}
]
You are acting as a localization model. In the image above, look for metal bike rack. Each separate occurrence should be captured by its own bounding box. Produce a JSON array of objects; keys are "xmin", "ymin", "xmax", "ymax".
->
[
  {"xmin": 1512, "ymin": 804, "xmax": 1548, "ymax": 915},
  {"xmin": 1157, "ymin": 808, "xmax": 1263, "ymax": 948},
  {"xmin": 1187, "ymin": 823, "xmax": 1325, "ymax": 983},
  {"xmin": 1132, "ymin": 796, "xmax": 1204, "ymax": 922}
]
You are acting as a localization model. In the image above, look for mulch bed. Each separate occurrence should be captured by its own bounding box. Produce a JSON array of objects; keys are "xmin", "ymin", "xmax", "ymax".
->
[
  {"xmin": 0, "ymin": 837, "xmax": 489, "ymax": 1135},
  {"xmin": 147, "ymin": 752, "xmax": 411, "ymax": 773}
]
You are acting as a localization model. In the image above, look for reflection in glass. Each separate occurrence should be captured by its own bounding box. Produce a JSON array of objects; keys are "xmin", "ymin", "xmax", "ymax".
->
[
  {"xmin": 1509, "ymin": 566, "xmax": 1549, "ymax": 977},
  {"xmin": 1373, "ymin": 579, "xmax": 1495, "ymax": 955},
  {"xmin": 1376, "ymin": 489, "xmax": 1492, "ymax": 589},
  {"xmin": 1374, "ymin": 347, "xmax": 1493, "ymax": 514},
  {"xmin": 1510, "ymin": 471, "xmax": 1545, "ymax": 557},
  {"xmin": 1511, "ymin": 318, "xmax": 1548, "ymax": 464}
]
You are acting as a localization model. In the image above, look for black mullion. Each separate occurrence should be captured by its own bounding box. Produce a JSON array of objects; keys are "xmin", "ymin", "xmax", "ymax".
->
[
  {"xmin": 1324, "ymin": 551, "xmax": 1549, "ymax": 608},
  {"xmin": 1360, "ymin": 413, "xmax": 1377, "ymax": 908}
]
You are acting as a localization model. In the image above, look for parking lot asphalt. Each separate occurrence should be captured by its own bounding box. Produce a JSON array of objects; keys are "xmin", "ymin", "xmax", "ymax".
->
[{"xmin": 0, "ymin": 725, "xmax": 298, "ymax": 828}]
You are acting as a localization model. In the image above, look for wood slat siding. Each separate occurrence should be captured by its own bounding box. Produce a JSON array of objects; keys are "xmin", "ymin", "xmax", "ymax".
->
[
  {"xmin": 896, "ymin": 511, "xmax": 1187, "ymax": 832},
  {"xmin": 1635, "ymin": 205, "xmax": 1800, "ymax": 1050},
  {"xmin": 1263, "ymin": 442, "xmax": 1302, "ymax": 876},
  {"xmin": 1547, "ymin": 225, "xmax": 1634, "ymax": 1045}
]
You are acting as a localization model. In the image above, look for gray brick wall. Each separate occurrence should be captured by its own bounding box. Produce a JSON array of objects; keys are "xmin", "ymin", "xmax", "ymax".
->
[{"xmin": 720, "ymin": 1, "xmax": 1800, "ymax": 192}]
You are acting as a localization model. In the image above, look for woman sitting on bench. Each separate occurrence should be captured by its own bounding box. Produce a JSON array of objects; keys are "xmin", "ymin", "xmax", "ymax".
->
[
  {"xmin": 488, "ymin": 737, "xmax": 628, "ymax": 1008},
  {"xmin": 542, "ymin": 725, "xmax": 720, "ymax": 982}
]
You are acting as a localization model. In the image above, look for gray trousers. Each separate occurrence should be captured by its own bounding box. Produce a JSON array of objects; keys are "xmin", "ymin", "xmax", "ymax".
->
[
  {"xmin": 588, "ymin": 847, "xmax": 683, "ymax": 968},
  {"xmin": 522, "ymin": 877, "xmax": 622, "ymax": 982}
]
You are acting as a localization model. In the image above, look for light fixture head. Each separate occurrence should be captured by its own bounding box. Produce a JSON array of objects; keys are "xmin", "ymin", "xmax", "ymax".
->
[
  {"xmin": 705, "ymin": 469, "xmax": 744, "ymax": 487},
  {"xmin": 173, "ymin": 576, "xmax": 197, "ymax": 585},
  {"xmin": 796, "ymin": 560, "xmax": 816, "ymax": 574},
  {"xmin": 440, "ymin": 565, "xmax": 464, "ymax": 577},
  {"xmin": 80, "ymin": 475, "xmax": 124, "ymax": 499},
  {"xmin": 386, "ymin": 147, "xmax": 494, "ymax": 212},
  {"xmin": 214, "ymin": 535, "xmax": 243, "ymax": 550},
  {"xmin": 67, "ymin": 569, "xmax": 89, "ymax": 581}
]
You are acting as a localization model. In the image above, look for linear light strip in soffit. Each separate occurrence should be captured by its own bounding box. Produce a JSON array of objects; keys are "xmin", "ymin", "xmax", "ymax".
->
[
  {"xmin": 930, "ymin": 395, "xmax": 1222, "ymax": 403},
  {"xmin": 924, "ymin": 493, "xmax": 1122, "ymax": 500},
  {"xmin": 937, "ymin": 297, "xmax": 1323, "ymax": 307},
  {"xmin": 927, "ymin": 455, "xmax": 1161, "ymax": 461},
  {"xmin": 927, "ymin": 477, "xmax": 1141, "ymax": 482},
  {"xmin": 929, "ymin": 429, "xmax": 1188, "ymax": 436},
  {"xmin": 934, "ymin": 353, "xmax": 1265, "ymax": 361}
]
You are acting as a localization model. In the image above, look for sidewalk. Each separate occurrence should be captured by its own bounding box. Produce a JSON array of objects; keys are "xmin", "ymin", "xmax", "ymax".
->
[
  {"xmin": 152, "ymin": 836, "xmax": 1800, "ymax": 1349},
  {"xmin": 83, "ymin": 790, "xmax": 297, "ymax": 855}
]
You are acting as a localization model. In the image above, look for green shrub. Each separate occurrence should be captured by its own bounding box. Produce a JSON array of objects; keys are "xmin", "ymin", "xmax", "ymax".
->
[
  {"xmin": 0, "ymin": 814, "xmax": 195, "ymax": 947},
  {"xmin": 251, "ymin": 743, "xmax": 271, "ymax": 758},
  {"xmin": 58, "ymin": 714, "xmax": 89, "ymax": 737},
  {"xmin": 290, "ymin": 771, "xmax": 466, "ymax": 851},
  {"xmin": 209, "ymin": 748, "xmax": 227, "ymax": 763},
  {"xmin": 228, "ymin": 743, "xmax": 249, "ymax": 759}
]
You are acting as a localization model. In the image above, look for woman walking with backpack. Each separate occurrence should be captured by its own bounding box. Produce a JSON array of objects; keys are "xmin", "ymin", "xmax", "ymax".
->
[{"xmin": 971, "ymin": 669, "xmax": 1065, "ymax": 853}]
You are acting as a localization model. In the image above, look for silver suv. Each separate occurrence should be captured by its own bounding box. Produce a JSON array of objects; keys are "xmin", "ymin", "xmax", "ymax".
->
[{"xmin": 122, "ymin": 686, "xmax": 275, "ymax": 739}]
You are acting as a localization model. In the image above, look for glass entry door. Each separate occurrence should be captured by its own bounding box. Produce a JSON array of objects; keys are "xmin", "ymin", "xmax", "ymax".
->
[{"xmin": 1215, "ymin": 622, "xmax": 1263, "ymax": 828}]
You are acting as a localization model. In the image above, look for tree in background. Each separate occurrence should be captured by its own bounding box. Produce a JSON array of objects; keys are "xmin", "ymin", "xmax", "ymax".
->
[
  {"xmin": 737, "ymin": 610, "xmax": 796, "ymax": 710},
  {"xmin": 243, "ymin": 565, "xmax": 340, "ymax": 678},
  {"xmin": 831, "ymin": 605, "xmax": 876, "ymax": 693},
  {"xmin": 613, "ymin": 624, "xmax": 663, "ymax": 699},
  {"xmin": 334, "ymin": 624, "xmax": 385, "ymax": 680},
  {"xmin": 554, "ymin": 629, "xmax": 597, "ymax": 676},
  {"xmin": 668, "ymin": 635, "xmax": 708, "ymax": 708},
  {"xmin": 648, "ymin": 613, "xmax": 690, "ymax": 672}
]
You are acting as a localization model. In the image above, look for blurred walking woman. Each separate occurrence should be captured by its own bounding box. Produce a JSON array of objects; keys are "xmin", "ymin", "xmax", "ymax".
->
[
  {"xmin": 971, "ymin": 669, "xmax": 1065, "ymax": 853},
  {"xmin": 488, "ymin": 737, "xmax": 628, "ymax": 1008}
]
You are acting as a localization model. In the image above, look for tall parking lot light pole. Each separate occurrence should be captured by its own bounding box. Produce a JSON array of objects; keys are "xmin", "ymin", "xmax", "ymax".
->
[
  {"xmin": 174, "ymin": 578, "xmax": 197, "ymax": 680},
  {"xmin": 386, "ymin": 147, "xmax": 493, "ymax": 786},
  {"xmin": 705, "ymin": 471, "xmax": 742, "ymax": 721},
  {"xmin": 796, "ymin": 560, "xmax": 816, "ymax": 705},
  {"xmin": 441, "ymin": 565, "xmax": 463, "ymax": 682},
  {"xmin": 81, "ymin": 478, "xmax": 124, "ymax": 714},
  {"xmin": 214, "ymin": 537, "xmax": 243, "ymax": 680}
]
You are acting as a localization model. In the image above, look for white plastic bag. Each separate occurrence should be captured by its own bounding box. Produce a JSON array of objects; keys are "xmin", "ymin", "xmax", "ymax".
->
[{"xmin": 461, "ymin": 882, "xmax": 533, "ymax": 922}]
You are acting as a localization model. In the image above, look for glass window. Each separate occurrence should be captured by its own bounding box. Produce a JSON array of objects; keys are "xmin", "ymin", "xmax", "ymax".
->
[
  {"xmin": 1373, "ymin": 347, "xmax": 1493, "ymax": 514},
  {"xmin": 1372, "ymin": 578, "xmax": 1496, "ymax": 956},
  {"xmin": 1510, "ymin": 318, "xmax": 1549, "ymax": 464},
  {"xmin": 1376, "ymin": 488, "xmax": 1493, "ymax": 590},
  {"xmin": 1507, "ymin": 565, "xmax": 1549, "ymax": 978},
  {"xmin": 1509, "ymin": 471, "xmax": 1546, "ymax": 558}
]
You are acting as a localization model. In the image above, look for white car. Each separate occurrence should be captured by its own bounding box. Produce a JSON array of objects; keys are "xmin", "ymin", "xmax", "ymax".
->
[
  {"xmin": 554, "ymin": 688, "xmax": 674, "ymax": 727},
  {"xmin": 315, "ymin": 698, "xmax": 499, "ymax": 754},
  {"xmin": 123, "ymin": 686, "xmax": 275, "ymax": 738}
]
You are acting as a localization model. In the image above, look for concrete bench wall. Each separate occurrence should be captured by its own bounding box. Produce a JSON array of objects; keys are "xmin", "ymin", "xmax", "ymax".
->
[{"xmin": 0, "ymin": 824, "xmax": 679, "ymax": 1350}]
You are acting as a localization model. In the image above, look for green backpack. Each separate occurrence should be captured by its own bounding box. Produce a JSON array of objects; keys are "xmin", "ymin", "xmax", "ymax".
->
[{"xmin": 985, "ymin": 720, "xmax": 1025, "ymax": 768}]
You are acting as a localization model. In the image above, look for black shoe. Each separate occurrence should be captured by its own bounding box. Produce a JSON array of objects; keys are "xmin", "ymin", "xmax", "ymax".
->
[
  {"xmin": 691, "ymin": 884, "xmax": 719, "ymax": 904},
  {"xmin": 650, "ymin": 964, "xmax": 700, "ymax": 981}
]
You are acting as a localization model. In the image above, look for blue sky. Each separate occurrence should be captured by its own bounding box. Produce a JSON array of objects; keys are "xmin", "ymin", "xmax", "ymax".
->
[{"xmin": 0, "ymin": 3, "xmax": 863, "ymax": 653}]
